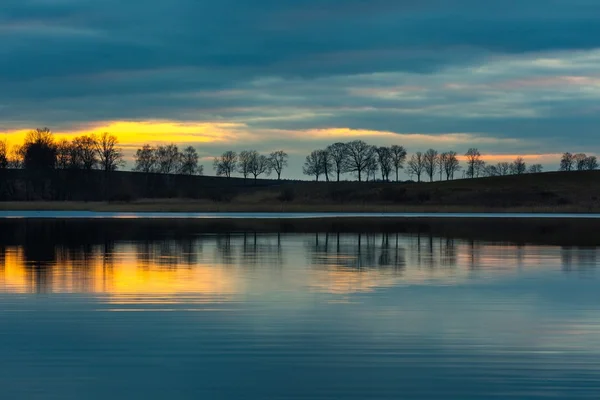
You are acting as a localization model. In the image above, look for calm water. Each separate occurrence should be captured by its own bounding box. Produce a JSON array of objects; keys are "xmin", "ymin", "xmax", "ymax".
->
[
  {"xmin": 2, "ymin": 210, "xmax": 600, "ymax": 219},
  {"xmin": 1, "ymin": 220, "xmax": 600, "ymax": 399}
]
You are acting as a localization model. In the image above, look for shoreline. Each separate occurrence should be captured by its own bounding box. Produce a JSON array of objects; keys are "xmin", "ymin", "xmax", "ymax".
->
[{"xmin": 1, "ymin": 200, "xmax": 600, "ymax": 214}]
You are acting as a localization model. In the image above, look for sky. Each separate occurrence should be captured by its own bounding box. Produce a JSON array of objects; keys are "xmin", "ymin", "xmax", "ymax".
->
[{"xmin": 2, "ymin": 0, "xmax": 600, "ymax": 179}]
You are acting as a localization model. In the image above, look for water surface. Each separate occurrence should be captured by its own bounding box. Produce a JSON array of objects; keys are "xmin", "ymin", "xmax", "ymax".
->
[
  {"xmin": 1, "ymin": 220, "xmax": 599, "ymax": 399},
  {"xmin": 2, "ymin": 210, "xmax": 600, "ymax": 219}
]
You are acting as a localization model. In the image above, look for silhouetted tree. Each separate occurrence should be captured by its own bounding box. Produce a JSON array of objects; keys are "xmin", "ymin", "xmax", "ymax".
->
[
  {"xmin": 7, "ymin": 145, "xmax": 23, "ymax": 169},
  {"xmin": 375, "ymin": 146, "xmax": 393, "ymax": 181},
  {"xmin": 156, "ymin": 144, "xmax": 180, "ymax": 174},
  {"xmin": 423, "ymin": 149, "xmax": 438, "ymax": 182},
  {"xmin": 134, "ymin": 144, "xmax": 157, "ymax": 173},
  {"xmin": 510, "ymin": 157, "xmax": 527, "ymax": 175},
  {"xmin": 269, "ymin": 150, "xmax": 288, "ymax": 180},
  {"xmin": 365, "ymin": 149, "xmax": 379, "ymax": 181},
  {"xmin": 484, "ymin": 164, "xmax": 498, "ymax": 177},
  {"xmin": 344, "ymin": 140, "xmax": 375, "ymax": 182},
  {"xmin": 72, "ymin": 135, "xmax": 98, "ymax": 170},
  {"xmin": 390, "ymin": 145, "xmax": 407, "ymax": 182},
  {"xmin": 327, "ymin": 142, "xmax": 348, "ymax": 181},
  {"xmin": 406, "ymin": 152, "xmax": 425, "ymax": 182},
  {"xmin": 178, "ymin": 146, "xmax": 200, "ymax": 175},
  {"xmin": 213, "ymin": 151, "xmax": 237, "ymax": 178},
  {"xmin": 22, "ymin": 128, "xmax": 57, "ymax": 171},
  {"xmin": 560, "ymin": 152, "xmax": 574, "ymax": 171},
  {"xmin": 574, "ymin": 153, "xmax": 588, "ymax": 171},
  {"xmin": 238, "ymin": 150, "xmax": 254, "ymax": 179},
  {"xmin": 0, "ymin": 140, "xmax": 8, "ymax": 169},
  {"xmin": 440, "ymin": 151, "xmax": 460, "ymax": 180},
  {"xmin": 249, "ymin": 152, "xmax": 271, "ymax": 180},
  {"xmin": 303, "ymin": 150, "xmax": 324, "ymax": 181},
  {"xmin": 474, "ymin": 159, "xmax": 486, "ymax": 178},
  {"xmin": 95, "ymin": 132, "xmax": 124, "ymax": 172},
  {"xmin": 528, "ymin": 164, "xmax": 543, "ymax": 173},
  {"xmin": 584, "ymin": 156, "xmax": 598, "ymax": 170},
  {"xmin": 55, "ymin": 140, "xmax": 72, "ymax": 169},
  {"xmin": 318, "ymin": 149, "xmax": 333, "ymax": 182},
  {"xmin": 496, "ymin": 162, "xmax": 511, "ymax": 176},
  {"xmin": 465, "ymin": 148, "xmax": 481, "ymax": 178}
]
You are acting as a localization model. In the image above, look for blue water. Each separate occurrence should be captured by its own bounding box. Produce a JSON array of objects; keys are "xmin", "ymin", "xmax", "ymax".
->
[
  {"xmin": 1, "ymin": 210, "xmax": 600, "ymax": 219},
  {"xmin": 1, "ymin": 227, "xmax": 600, "ymax": 399}
]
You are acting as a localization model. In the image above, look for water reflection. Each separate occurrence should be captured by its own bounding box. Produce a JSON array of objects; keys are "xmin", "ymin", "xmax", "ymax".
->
[
  {"xmin": 2, "ymin": 220, "xmax": 600, "ymax": 399},
  {"xmin": 1, "ymin": 228, "xmax": 598, "ymax": 299}
]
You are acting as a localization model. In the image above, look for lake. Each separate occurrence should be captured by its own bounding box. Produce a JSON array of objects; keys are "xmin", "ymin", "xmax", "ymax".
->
[{"xmin": 1, "ymin": 218, "xmax": 599, "ymax": 399}]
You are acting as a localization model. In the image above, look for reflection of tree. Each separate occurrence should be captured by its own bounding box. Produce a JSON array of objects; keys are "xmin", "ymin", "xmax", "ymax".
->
[
  {"xmin": 562, "ymin": 247, "xmax": 597, "ymax": 275},
  {"xmin": 306, "ymin": 233, "xmax": 406, "ymax": 271},
  {"xmin": 2, "ymin": 221, "xmax": 598, "ymax": 294}
]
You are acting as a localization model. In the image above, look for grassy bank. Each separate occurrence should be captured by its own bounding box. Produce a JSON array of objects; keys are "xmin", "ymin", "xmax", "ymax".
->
[{"xmin": 1, "ymin": 170, "xmax": 600, "ymax": 212}]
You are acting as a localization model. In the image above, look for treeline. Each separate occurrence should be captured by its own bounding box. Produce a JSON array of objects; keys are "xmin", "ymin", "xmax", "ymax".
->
[
  {"xmin": 299, "ymin": 142, "xmax": 548, "ymax": 182},
  {"xmin": 559, "ymin": 152, "xmax": 598, "ymax": 172},
  {"xmin": 212, "ymin": 150, "xmax": 288, "ymax": 180},
  {"xmin": 1, "ymin": 129, "xmax": 598, "ymax": 184},
  {"xmin": 0, "ymin": 128, "xmax": 124, "ymax": 172}
]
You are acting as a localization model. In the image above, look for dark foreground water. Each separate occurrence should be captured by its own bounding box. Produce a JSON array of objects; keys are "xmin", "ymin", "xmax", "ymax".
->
[{"xmin": 1, "ymin": 219, "xmax": 600, "ymax": 399}]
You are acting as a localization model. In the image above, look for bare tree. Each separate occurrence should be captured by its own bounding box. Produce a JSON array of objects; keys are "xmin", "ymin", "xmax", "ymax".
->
[
  {"xmin": 72, "ymin": 135, "xmax": 99, "ymax": 170},
  {"xmin": 95, "ymin": 132, "xmax": 124, "ymax": 172},
  {"xmin": 365, "ymin": 151, "xmax": 379, "ymax": 181},
  {"xmin": 303, "ymin": 150, "xmax": 324, "ymax": 181},
  {"xmin": 510, "ymin": 157, "xmax": 527, "ymax": 175},
  {"xmin": 496, "ymin": 162, "xmax": 511, "ymax": 176},
  {"xmin": 574, "ymin": 153, "xmax": 588, "ymax": 171},
  {"xmin": 327, "ymin": 142, "xmax": 348, "ymax": 181},
  {"xmin": 179, "ymin": 146, "xmax": 200, "ymax": 175},
  {"xmin": 238, "ymin": 150, "xmax": 255, "ymax": 179},
  {"xmin": 374, "ymin": 146, "xmax": 393, "ymax": 181},
  {"xmin": 134, "ymin": 145, "xmax": 157, "ymax": 173},
  {"xmin": 269, "ymin": 150, "xmax": 288, "ymax": 180},
  {"xmin": 390, "ymin": 145, "xmax": 407, "ymax": 182},
  {"xmin": 156, "ymin": 144, "xmax": 180, "ymax": 174},
  {"xmin": 474, "ymin": 159, "xmax": 486, "ymax": 178},
  {"xmin": 423, "ymin": 149, "xmax": 439, "ymax": 182},
  {"xmin": 465, "ymin": 148, "xmax": 481, "ymax": 178},
  {"xmin": 7, "ymin": 145, "xmax": 23, "ymax": 169},
  {"xmin": 440, "ymin": 151, "xmax": 460, "ymax": 180},
  {"xmin": 213, "ymin": 151, "xmax": 237, "ymax": 178},
  {"xmin": 406, "ymin": 152, "xmax": 425, "ymax": 182},
  {"xmin": 528, "ymin": 164, "xmax": 543, "ymax": 173},
  {"xmin": 344, "ymin": 140, "xmax": 375, "ymax": 182},
  {"xmin": 249, "ymin": 152, "xmax": 272, "ymax": 180},
  {"xmin": 484, "ymin": 165, "xmax": 499, "ymax": 177},
  {"xmin": 560, "ymin": 152, "xmax": 574, "ymax": 171},
  {"xmin": 0, "ymin": 140, "xmax": 7, "ymax": 169},
  {"xmin": 318, "ymin": 149, "xmax": 333, "ymax": 182},
  {"xmin": 584, "ymin": 156, "xmax": 598, "ymax": 170},
  {"xmin": 55, "ymin": 140, "xmax": 72, "ymax": 169}
]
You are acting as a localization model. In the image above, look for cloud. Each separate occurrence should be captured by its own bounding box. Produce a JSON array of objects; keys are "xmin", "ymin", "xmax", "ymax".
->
[{"xmin": 1, "ymin": 0, "xmax": 600, "ymax": 178}]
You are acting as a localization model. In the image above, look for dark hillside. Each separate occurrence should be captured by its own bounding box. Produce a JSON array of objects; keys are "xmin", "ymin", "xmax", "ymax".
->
[{"xmin": 1, "ymin": 169, "xmax": 600, "ymax": 211}]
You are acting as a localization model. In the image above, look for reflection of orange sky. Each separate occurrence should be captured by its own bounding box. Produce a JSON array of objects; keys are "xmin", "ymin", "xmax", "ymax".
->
[
  {"xmin": 0, "ymin": 247, "xmax": 241, "ymax": 302},
  {"xmin": 0, "ymin": 239, "xmax": 574, "ymax": 300}
]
